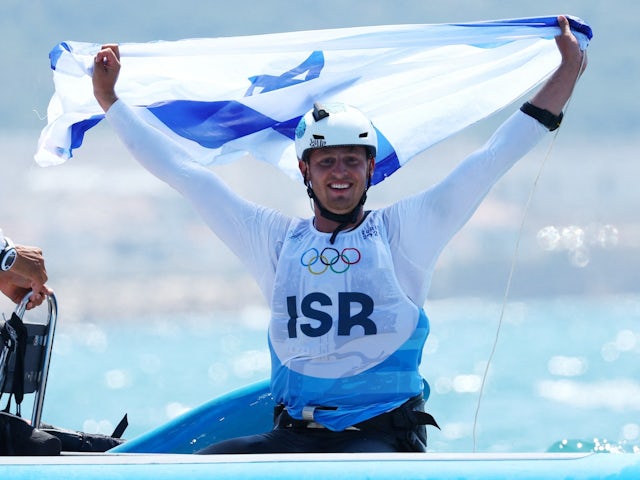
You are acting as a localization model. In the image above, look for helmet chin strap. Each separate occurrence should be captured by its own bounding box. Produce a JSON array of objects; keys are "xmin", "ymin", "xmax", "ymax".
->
[{"xmin": 306, "ymin": 182, "xmax": 369, "ymax": 244}]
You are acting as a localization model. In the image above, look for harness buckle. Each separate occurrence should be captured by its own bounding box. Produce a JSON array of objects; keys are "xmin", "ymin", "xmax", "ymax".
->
[{"xmin": 301, "ymin": 406, "xmax": 316, "ymax": 422}]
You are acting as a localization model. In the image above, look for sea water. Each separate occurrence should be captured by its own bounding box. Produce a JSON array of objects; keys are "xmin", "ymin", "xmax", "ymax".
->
[{"xmin": 17, "ymin": 294, "xmax": 640, "ymax": 453}]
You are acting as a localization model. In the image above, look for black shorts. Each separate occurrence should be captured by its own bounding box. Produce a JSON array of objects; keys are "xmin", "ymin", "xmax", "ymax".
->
[{"xmin": 196, "ymin": 396, "xmax": 437, "ymax": 454}]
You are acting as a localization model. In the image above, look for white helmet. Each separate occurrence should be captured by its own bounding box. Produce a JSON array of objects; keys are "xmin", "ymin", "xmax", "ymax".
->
[{"xmin": 294, "ymin": 102, "xmax": 377, "ymax": 161}]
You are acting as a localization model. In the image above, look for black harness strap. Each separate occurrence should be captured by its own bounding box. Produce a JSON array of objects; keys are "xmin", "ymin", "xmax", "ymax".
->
[
  {"xmin": 274, "ymin": 395, "xmax": 440, "ymax": 432},
  {"xmin": 111, "ymin": 413, "xmax": 129, "ymax": 439},
  {"xmin": 0, "ymin": 313, "xmax": 28, "ymax": 416}
]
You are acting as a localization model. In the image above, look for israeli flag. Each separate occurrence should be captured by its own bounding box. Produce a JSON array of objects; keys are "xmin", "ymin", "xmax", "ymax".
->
[{"xmin": 35, "ymin": 16, "xmax": 591, "ymax": 184}]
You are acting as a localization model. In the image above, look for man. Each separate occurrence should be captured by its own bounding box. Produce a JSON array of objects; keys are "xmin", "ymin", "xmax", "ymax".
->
[
  {"xmin": 92, "ymin": 16, "xmax": 586, "ymax": 453},
  {"xmin": 0, "ymin": 229, "xmax": 51, "ymax": 310}
]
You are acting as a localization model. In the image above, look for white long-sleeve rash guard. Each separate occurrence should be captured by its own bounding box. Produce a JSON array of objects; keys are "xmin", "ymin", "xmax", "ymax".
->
[{"xmin": 105, "ymin": 101, "xmax": 547, "ymax": 309}]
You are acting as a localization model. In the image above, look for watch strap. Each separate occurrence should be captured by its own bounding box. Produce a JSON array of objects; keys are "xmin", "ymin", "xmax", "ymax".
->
[
  {"xmin": 0, "ymin": 236, "xmax": 17, "ymax": 271},
  {"xmin": 520, "ymin": 101, "xmax": 563, "ymax": 132}
]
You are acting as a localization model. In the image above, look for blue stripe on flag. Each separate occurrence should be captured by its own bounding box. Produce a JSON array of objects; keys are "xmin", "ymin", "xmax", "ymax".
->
[
  {"xmin": 147, "ymin": 100, "xmax": 279, "ymax": 149},
  {"xmin": 372, "ymin": 130, "xmax": 400, "ymax": 185},
  {"xmin": 49, "ymin": 42, "xmax": 71, "ymax": 70},
  {"xmin": 146, "ymin": 100, "xmax": 306, "ymax": 147},
  {"xmin": 58, "ymin": 115, "xmax": 103, "ymax": 159},
  {"xmin": 270, "ymin": 116, "xmax": 302, "ymax": 141},
  {"xmin": 457, "ymin": 15, "xmax": 593, "ymax": 40}
]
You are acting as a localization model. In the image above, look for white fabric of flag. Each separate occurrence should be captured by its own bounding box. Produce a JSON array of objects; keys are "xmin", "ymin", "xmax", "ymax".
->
[{"xmin": 35, "ymin": 16, "xmax": 591, "ymax": 184}]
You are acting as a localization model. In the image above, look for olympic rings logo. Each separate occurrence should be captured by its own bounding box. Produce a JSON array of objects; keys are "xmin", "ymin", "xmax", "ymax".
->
[{"xmin": 300, "ymin": 247, "xmax": 362, "ymax": 275}]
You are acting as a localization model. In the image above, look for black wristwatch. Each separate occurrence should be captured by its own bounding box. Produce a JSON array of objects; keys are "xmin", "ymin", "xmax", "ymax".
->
[{"xmin": 0, "ymin": 236, "xmax": 17, "ymax": 272}]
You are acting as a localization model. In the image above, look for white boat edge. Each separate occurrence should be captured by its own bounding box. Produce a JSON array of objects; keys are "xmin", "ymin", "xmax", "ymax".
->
[{"xmin": 1, "ymin": 451, "xmax": 594, "ymax": 465}]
